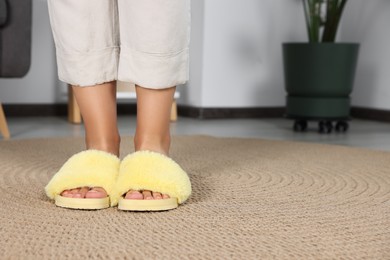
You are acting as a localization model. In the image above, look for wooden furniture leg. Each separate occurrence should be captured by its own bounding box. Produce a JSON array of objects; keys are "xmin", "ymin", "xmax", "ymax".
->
[
  {"xmin": 0, "ymin": 103, "xmax": 10, "ymax": 139},
  {"xmin": 170, "ymin": 100, "xmax": 177, "ymax": 122},
  {"xmin": 68, "ymin": 85, "xmax": 82, "ymax": 124}
]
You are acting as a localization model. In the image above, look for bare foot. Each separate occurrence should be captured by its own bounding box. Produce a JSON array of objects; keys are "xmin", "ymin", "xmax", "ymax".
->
[
  {"xmin": 124, "ymin": 190, "xmax": 170, "ymax": 200},
  {"xmin": 61, "ymin": 187, "xmax": 107, "ymax": 199}
]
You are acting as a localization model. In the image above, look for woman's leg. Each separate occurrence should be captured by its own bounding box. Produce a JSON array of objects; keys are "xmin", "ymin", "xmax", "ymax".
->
[
  {"xmin": 61, "ymin": 81, "xmax": 121, "ymax": 199},
  {"xmin": 47, "ymin": 1, "xmax": 121, "ymax": 201},
  {"xmin": 116, "ymin": 0, "xmax": 190, "ymax": 200},
  {"xmin": 124, "ymin": 84, "xmax": 176, "ymax": 200}
]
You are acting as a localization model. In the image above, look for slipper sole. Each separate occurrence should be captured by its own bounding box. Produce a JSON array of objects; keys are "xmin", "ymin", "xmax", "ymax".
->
[
  {"xmin": 117, "ymin": 197, "xmax": 178, "ymax": 211},
  {"xmin": 54, "ymin": 195, "xmax": 110, "ymax": 210}
]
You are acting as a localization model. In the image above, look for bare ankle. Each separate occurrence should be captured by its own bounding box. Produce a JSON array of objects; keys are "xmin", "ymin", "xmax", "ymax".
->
[
  {"xmin": 134, "ymin": 134, "xmax": 170, "ymax": 156},
  {"xmin": 86, "ymin": 136, "xmax": 121, "ymax": 157}
]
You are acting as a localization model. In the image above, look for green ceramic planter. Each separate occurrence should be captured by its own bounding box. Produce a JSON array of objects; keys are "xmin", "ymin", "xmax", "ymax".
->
[{"xmin": 283, "ymin": 43, "xmax": 359, "ymax": 119}]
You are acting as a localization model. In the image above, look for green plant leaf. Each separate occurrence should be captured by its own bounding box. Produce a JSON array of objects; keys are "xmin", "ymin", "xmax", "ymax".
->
[
  {"xmin": 303, "ymin": 0, "xmax": 347, "ymax": 42},
  {"xmin": 322, "ymin": 0, "xmax": 348, "ymax": 42}
]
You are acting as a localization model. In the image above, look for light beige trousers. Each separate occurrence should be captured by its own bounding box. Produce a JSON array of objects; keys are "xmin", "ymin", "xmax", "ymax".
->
[{"xmin": 47, "ymin": 0, "xmax": 191, "ymax": 89}]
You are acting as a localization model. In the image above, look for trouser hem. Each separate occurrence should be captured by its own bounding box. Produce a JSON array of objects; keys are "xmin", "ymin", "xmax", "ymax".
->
[
  {"xmin": 117, "ymin": 47, "xmax": 189, "ymax": 89},
  {"xmin": 56, "ymin": 47, "xmax": 119, "ymax": 87}
]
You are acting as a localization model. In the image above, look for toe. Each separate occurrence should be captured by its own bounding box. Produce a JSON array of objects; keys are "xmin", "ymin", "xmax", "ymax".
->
[
  {"xmin": 73, "ymin": 193, "xmax": 82, "ymax": 198},
  {"xmin": 70, "ymin": 188, "xmax": 81, "ymax": 198},
  {"xmin": 142, "ymin": 190, "xmax": 153, "ymax": 200},
  {"xmin": 61, "ymin": 189, "xmax": 70, "ymax": 195},
  {"xmin": 85, "ymin": 187, "xmax": 107, "ymax": 199},
  {"xmin": 124, "ymin": 190, "xmax": 143, "ymax": 200},
  {"xmin": 73, "ymin": 187, "xmax": 85, "ymax": 198},
  {"xmin": 152, "ymin": 192, "xmax": 162, "ymax": 200},
  {"xmin": 162, "ymin": 193, "xmax": 170, "ymax": 199},
  {"xmin": 79, "ymin": 187, "xmax": 89, "ymax": 198},
  {"xmin": 61, "ymin": 190, "xmax": 73, "ymax": 197},
  {"xmin": 69, "ymin": 188, "xmax": 79, "ymax": 194}
]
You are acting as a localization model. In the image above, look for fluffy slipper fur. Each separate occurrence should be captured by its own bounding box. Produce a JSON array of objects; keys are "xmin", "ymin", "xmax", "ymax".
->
[
  {"xmin": 110, "ymin": 150, "xmax": 192, "ymax": 211},
  {"xmin": 45, "ymin": 149, "xmax": 120, "ymax": 209}
]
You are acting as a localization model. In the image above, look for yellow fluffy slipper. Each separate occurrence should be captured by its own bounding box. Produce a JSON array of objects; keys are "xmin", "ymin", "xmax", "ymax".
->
[
  {"xmin": 45, "ymin": 149, "xmax": 120, "ymax": 210},
  {"xmin": 110, "ymin": 150, "xmax": 192, "ymax": 211}
]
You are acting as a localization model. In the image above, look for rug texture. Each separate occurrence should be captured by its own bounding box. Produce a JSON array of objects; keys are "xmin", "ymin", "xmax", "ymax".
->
[{"xmin": 0, "ymin": 135, "xmax": 389, "ymax": 259}]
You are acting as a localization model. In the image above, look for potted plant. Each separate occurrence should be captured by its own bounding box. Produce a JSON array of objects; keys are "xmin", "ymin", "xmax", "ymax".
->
[{"xmin": 283, "ymin": 0, "xmax": 359, "ymax": 133}]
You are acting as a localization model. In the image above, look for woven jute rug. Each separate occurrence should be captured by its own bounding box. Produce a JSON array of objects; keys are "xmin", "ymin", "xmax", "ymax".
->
[{"xmin": 0, "ymin": 135, "xmax": 389, "ymax": 259}]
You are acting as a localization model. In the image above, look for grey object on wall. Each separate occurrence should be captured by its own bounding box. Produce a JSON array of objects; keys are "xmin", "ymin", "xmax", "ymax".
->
[{"xmin": 0, "ymin": 0, "xmax": 32, "ymax": 77}]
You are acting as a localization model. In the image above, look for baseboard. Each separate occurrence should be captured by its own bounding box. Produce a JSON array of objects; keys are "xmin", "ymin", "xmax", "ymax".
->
[
  {"xmin": 177, "ymin": 105, "xmax": 285, "ymax": 119},
  {"xmin": 1, "ymin": 104, "xmax": 138, "ymax": 117},
  {"xmin": 2, "ymin": 104, "xmax": 67, "ymax": 117},
  {"xmin": 2, "ymin": 104, "xmax": 390, "ymax": 122},
  {"xmin": 351, "ymin": 107, "xmax": 390, "ymax": 122},
  {"xmin": 1, "ymin": 104, "xmax": 286, "ymax": 118}
]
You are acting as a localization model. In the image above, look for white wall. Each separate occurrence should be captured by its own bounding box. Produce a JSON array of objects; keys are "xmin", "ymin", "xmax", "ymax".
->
[
  {"xmin": 340, "ymin": 0, "xmax": 390, "ymax": 110},
  {"xmin": 180, "ymin": 0, "xmax": 307, "ymax": 107},
  {"xmin": 178, "ymin": 0, "xmax": 205, "ymax": 107},
  {"xmin": 202, "ymin": 0, "xmax": 304, "ymax": 107},
  {"xmin": 0, "ymin": 0, "xmax": 63, "ymax": 104}
]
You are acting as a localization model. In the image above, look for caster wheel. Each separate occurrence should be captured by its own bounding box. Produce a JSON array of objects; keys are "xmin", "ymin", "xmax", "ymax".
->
[
  {"xmin": 293, "ymin": 120, "xmax": 308, "ymax": 132},
  {"xmin": 319, "ymin": 120, "xmax": 333, "ymax": 134},
  {"xmin": 335, "ymin": 121, "xmax": 349, "ymax": 132}
]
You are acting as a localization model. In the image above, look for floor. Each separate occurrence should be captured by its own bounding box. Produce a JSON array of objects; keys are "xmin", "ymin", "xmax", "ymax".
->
[{"xmin": 2, "ymin": 116, "xmax": 390, "ymax": 152}]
